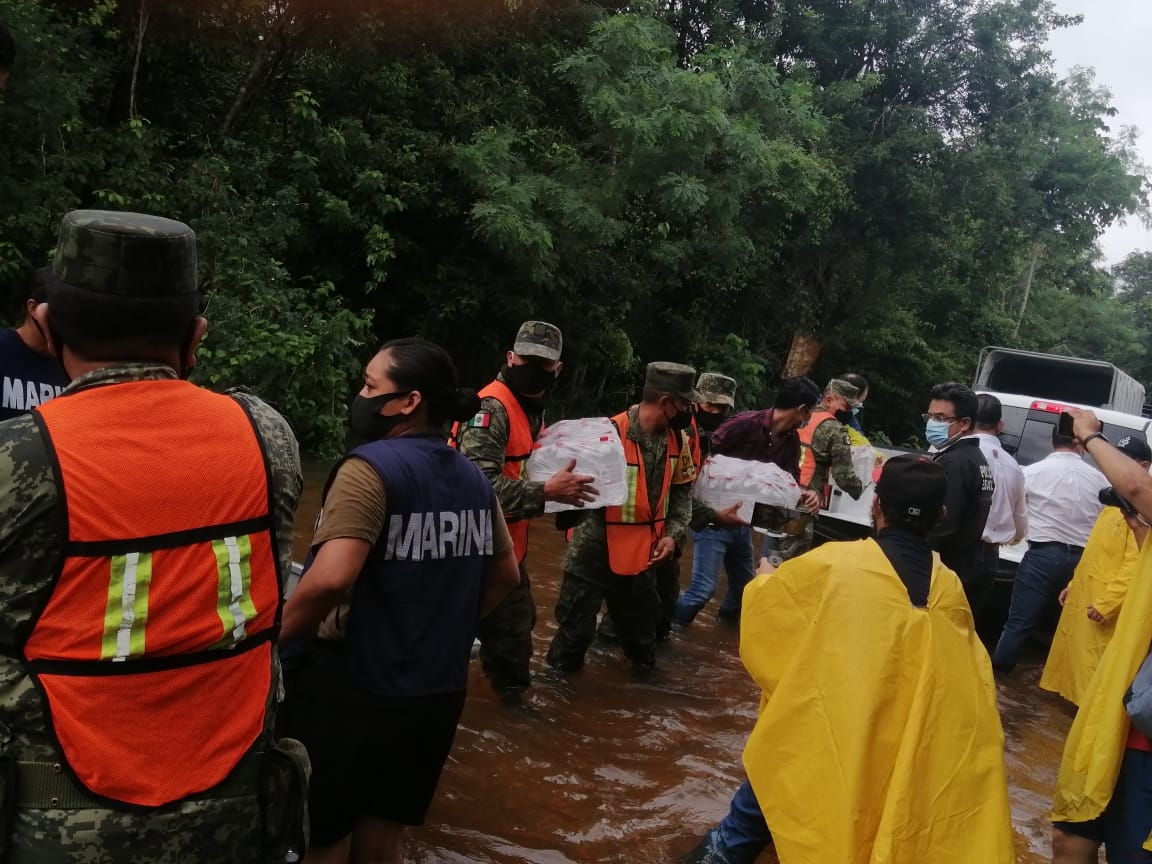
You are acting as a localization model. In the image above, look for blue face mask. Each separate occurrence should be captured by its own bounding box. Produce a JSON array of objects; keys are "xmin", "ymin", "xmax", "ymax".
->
[
  {"xmin": 851, "ymin": 405, "xmax": 862, "ymax": 416},
  {"xmin": 925, "ymin": 419, "xmax": 953, "ymax": 448}
]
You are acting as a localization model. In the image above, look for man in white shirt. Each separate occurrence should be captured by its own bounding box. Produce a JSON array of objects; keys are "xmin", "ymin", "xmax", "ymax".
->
[
  {"xmin": 992, "ymin": 423, "xmax": 1104, "ymax": 673},
  {"xmin": 972, "ymin": 395, "xmax": 1028, "ymax": 626}
]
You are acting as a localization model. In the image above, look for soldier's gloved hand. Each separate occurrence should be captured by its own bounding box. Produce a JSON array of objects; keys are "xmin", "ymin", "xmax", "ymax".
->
[{"xmin": 545, "ymin": 459, "xmax": 599, "ymax": 507}]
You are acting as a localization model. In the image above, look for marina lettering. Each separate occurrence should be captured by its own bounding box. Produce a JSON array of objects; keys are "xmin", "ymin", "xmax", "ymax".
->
[
  {"xmin": 384, "ymin": 509, "xmax": 493, "ymax": 561},
  {"xmin": 2, "ymin": 377, "xmax": 64, "ymax": 412}
]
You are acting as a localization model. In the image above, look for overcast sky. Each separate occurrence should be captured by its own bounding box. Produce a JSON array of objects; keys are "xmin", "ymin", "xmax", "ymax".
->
[{"xmin": 1047, "ymin": 0, "xmax": 1152, "ymax": 266}]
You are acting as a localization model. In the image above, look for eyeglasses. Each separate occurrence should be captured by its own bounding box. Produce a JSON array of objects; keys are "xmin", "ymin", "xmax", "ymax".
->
[{"xmin": 921, "ymin": 413, "xmax": 957, "ymax": 424}]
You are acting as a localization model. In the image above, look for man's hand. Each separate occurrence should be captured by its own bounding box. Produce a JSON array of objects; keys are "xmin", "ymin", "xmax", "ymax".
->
[
  {"xmin": 650, "ymin": 536, "xmax": 677, "ymax": 564},
  {"xmin": 544, "ymin": 459, "xmax": 598, "ymax": 508},
  {"xmin": 799, "ymin": 490, "xmax": 821, "ymax": 514},
  {"xmin": 1087, "ymin": 605, "xmax": 1106, "ymax": 624},
  {"xmin": 1068, "ymin": 408, "xmax": 1104, "ymax": 444},
  {"xmin": 712, "ymin": 503, "xmax": 749, "ymax": 528},
  {"xmin": 1058, "ymin": 586, "xmax": 1070, "ymax": 607},
  {"xmin": 757, "ymin": 556, "xmax": 778, "ymax": 576}
]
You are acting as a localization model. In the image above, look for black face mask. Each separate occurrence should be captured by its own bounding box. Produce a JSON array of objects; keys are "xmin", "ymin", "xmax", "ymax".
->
[
  {"xmin": 695, "ymin": 411, "xmax": 726, "ymax": 434},
  {"xmin": 348, "ymin": 392, "xmax": 411, "ymax": 444},
  {"xmin": 668, "ymin": 405, "xmax": 694, "ymax": 431},
  {"xmin": 835, "ymin": 408, "xmax": 853, "ymax": 424},
  {"xmin": 502, "ymin": 362, "xmax": 557, "ymax": 398}
]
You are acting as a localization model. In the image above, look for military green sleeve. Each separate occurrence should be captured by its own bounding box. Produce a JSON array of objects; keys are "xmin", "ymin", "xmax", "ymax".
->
[
  {"xmin": 230, "ymin": 390, "xmax": 304, "ymax": 580},
  {"xmin": 0, "ymin": 415, "xmax": 64, "ymax": 646},
  {"xmin": 689, "ymin": 497, "xmax": 719, "ymax": 531},
  {"xmin": 455, "ymin": 396, "xmax": 547, "ymax": 520},
  {"xmin": 819, "ymin": 421, "xmax": 864, "ymax": 500},
  {"xmin": 665, "ymin": 480, "xmax": 695, "ymax": 545}
]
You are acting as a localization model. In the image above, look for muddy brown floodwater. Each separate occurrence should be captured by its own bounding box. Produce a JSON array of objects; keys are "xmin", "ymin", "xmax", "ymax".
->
[{"xmin": 292, "ymin": 463, "xmax": 1079, "ymax": 863}]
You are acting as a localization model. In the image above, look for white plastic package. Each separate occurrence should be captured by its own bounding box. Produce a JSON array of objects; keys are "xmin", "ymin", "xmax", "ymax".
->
[
  {"xmin": 845, "ymin": 444, "xmax": 878, "ymax": 490},
  {"xmin": 526, "ymin": 418, "xmax": 628, "ymax": 513},
  {"xmin": 694, "ymin": 455, "xmax": 802, "ymax": 524}
]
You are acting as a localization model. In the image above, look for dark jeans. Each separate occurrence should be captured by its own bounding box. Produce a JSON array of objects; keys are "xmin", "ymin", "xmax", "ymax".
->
[
  {"xmin": 713, "ymin": 780, "xmax": 773, "ymax": 864},
  {"xmin": 970, "ymin": 544, "xmax": 999, "ymax": 623},
  {"xmin": 993, "ymin": 544, "xmax": 1082, "ymax": 672}
]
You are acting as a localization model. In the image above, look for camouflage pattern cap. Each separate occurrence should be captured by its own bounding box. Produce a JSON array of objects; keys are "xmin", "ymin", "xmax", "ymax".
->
[
  {"xmin": 47, "ymin": 210, "xmax": 199, "ymax": 342},
  {"xmin": 513, "ymin": 320, "xmax": 562, "ymax": 361},
  {"xmin": 646, "ymin": 362, "xmax": 703, "ymax": 403},
  {"xmin": 696, "ymin": 372, "xmax": 737, "ymax": 407},
  {"xmin": 826, "ymin": 378, "xmax": 862, "ymax": 408}
]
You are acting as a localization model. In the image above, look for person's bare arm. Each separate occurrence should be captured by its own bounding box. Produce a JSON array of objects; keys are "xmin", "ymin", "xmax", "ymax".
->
[
  {"xmin": 281, "ymin": 538, "xmax": 372, "ymax": 640},
  {"xmin": 1072, "ymin": 410, "xmax": 1152, "ymax": 523}
]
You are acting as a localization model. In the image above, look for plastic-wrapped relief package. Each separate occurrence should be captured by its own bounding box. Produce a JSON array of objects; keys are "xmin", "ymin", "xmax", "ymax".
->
[
  {"xmin": 695, "ymin": 455, "xmax": 802, "ymax": 524},
  {"xmin": 526, "ymin": 418, "xmax": 628, "ymax": 513}
]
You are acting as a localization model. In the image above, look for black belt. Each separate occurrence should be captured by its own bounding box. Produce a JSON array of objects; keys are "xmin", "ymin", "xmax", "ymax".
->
[{"xmin": 1029, "ymin": 541, "xmax": 1084, "ymax": 553}]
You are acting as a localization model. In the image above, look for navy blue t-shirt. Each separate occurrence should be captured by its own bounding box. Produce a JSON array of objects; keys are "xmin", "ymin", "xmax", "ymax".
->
[{"xmin": 0, "ymin": 329, "xmax": 69, "ymax": 421}]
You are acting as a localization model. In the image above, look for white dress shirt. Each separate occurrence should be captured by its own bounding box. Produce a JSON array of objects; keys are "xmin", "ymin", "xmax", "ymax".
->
[
  {"xmin": 1022, "ymin": 451, "xmax": 1105, "ymax": 547},
  {"xmin": 975, "ymin": 432, "xmax": 1028, "ymax": 545}
]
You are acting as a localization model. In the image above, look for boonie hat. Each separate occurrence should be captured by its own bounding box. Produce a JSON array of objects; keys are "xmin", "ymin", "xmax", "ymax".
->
[
  {"xmin": 696, "ymin": 372, "xmax": 737, "ymax": 407},
  {"xmin": 513, "ymin": 320, "xmax": 562, "ymax": 362},
  {"xmin": 876, "ymin": 455, "xmax": 948, "ymax": 522},
  {"xmin": 645, "ymin": 362, "xmax": 703, "ymax": 403},
  {"xmin": 1116, "ymin": 434, "xmax": 1152, "ymax": 463}
]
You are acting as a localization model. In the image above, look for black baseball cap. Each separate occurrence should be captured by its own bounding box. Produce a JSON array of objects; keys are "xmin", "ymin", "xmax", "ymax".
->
[
  {"xmin": 876, "ymin": 455, "xmax": 948, "ymax": 523},
  {"xmin": 1116, "ymin": 434, "xmax": 1152, "ymax": 463}
]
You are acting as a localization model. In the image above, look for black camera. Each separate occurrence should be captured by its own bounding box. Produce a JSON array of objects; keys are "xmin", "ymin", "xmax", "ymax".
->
[
  {"xmin": 751, "ymin": 504, "xmax": 810, "ymax": 536},
  {"xmin": 1099, "ymin": 485, "xmax": 1137, "ymax": 515}
]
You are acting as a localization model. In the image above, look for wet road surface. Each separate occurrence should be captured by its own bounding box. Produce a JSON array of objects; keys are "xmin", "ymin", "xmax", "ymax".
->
[{"xmin": 293, "ymin": 466, "xmax": 1077, "ymax": 863}]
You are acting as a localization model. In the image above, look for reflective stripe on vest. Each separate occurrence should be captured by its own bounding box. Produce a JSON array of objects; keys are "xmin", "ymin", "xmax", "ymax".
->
[
  {"xmin": 449, "ymin": 379, "xmax": 535, "ymax": 563},
  {"xmin": 603, "ymin": 411, "xmax": 680, "ymax": 576},
  {"xmin": 797, "ymin": 409, "xmax": 835, "ymax": 489},
  {"xmin": 25, "ymin": 380, "xmax": 280, "ymax": 808}
]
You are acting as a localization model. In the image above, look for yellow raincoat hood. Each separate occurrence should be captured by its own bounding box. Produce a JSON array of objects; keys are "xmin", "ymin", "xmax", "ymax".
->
[
  {"xmin": 1052, "ymin": 538, "xmax": 1152, "ymax": 850},
  {"xmin": 740, "ymin": 537, "xmax": 1013, "ymax": 864}
]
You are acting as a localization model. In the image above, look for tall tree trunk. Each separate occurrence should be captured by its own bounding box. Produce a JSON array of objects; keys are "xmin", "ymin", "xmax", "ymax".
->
[
  {"xmin": 128, "ymin": 0, "xmax": 150, "ymax": 118},
  {"xmin": 1012, "ymin": 240, "xmax": 1043, "ymax": 339},
  {"xmin": 219, "ymin": 33, "xmax": 271, "ymax": 137},
  {"xmin": 783, "ymin": 331, "xmax": 823, "ymax": 377}
]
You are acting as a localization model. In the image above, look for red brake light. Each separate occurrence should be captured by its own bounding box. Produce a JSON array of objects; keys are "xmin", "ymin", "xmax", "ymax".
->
[{"xmin": 1031, "ymin": 400, "xmax": 1072, "ymax": 413}]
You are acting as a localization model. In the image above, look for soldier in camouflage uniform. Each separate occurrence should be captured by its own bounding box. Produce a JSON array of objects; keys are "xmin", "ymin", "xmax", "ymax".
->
[
  {"xmin": 0, "ymin": 211, "xmax": 305, "ymax": 863},
  {"xmin": 452, "ymin": 321, "xmax": 596, "ymax": 699},
  {"xmin": 783, "ymin": 378, "xmax": 866, "ymax": 558},
  {"xmin": 546, "ymin": 363, "xmax": 702, "ymax": 676}
]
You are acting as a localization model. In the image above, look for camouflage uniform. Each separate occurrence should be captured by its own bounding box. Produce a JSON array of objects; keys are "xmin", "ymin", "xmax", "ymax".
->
[
  {"xmin": 0, "ymin": 367, "xmax": 303, "ymax": 863},
  {"xmin": 547, "ymin": 403, "xmax": 696, "ymax": 672},
  {"xmin": 0, "ymin": 211, "xmax": 306, "ymax": 863},
  {"xmin": 454, "ymin": 379, "xmax": 545, "ymax": 695},
  {"xmin": 453, "ymin": 320, "xmax": 562, "ymax": 696}
]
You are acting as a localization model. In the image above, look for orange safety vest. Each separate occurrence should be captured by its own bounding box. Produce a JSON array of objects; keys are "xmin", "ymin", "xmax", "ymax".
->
[
  {"xmin": 688, "ymin": 415, "xmax": 702, "ymax": 471},
  {"xmin": 797, "ymin": 408, "xmax": 836, "ymax": 489},
  {"xmin": 603, "ymin": 411, "xmax": 682, "ymax": 576},
  {"xmin": 450, "ymin": 380, "xmax": 534, "ymax": 563},
  {"xmin": 24, "ymin": 380, "xmax": 281, "ymax": 808}
]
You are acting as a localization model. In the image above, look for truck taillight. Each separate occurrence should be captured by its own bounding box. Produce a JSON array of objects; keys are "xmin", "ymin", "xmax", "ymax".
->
[{"xmin": 1031, "ymin": 400, "xmax": 1072, "ymax": 413}]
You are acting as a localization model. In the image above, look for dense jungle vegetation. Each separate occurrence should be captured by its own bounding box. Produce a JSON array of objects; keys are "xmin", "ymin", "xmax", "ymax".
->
[{"xmin": 2, "ymin": 0, "xmax": 1151, "ymax": 453}]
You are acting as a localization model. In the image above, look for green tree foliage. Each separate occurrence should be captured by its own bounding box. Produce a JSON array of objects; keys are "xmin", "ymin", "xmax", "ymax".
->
[{"xmin": 0, "ymin": 0, "xmax": 1147, "ymax": 450}]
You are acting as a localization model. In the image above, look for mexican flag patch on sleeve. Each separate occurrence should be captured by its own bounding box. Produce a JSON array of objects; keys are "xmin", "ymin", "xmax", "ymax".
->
[{"xmin": 467, "ymin": 410, "xmax": 492, "ymax": 429}]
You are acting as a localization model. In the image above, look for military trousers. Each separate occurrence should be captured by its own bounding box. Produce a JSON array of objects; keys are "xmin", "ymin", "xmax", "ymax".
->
[
  {"xmin": 476, "ymin": 561, "xmax": 536, "ymax": 695},
  {"xmin": 547, "ymin": 566, "xmax": 659, "ymax": 671}
]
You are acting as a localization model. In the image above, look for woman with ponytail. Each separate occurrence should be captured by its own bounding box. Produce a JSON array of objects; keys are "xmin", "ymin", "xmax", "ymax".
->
[{"xmin": 281, "ymin": 338, "xmax": 521, "ymax": 864}]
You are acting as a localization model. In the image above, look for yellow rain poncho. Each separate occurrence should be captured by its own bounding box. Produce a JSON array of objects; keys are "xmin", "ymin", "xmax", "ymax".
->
[
  {"xmin": 1041, "ymin": 507, "xmax": 1140, "ymax": 706},
  {"xmin": 740, "ymin": 538, "xmax": 1013, "ymax": 864},
  {"xmin": 1052, "ymin": 540, "xmax": 1152, "ymax": 851}
]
